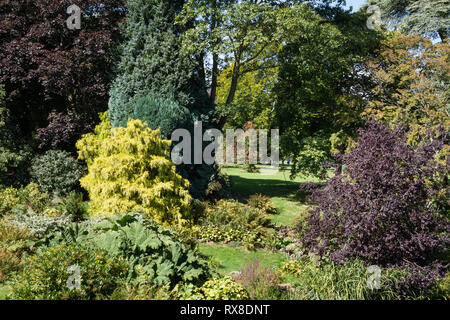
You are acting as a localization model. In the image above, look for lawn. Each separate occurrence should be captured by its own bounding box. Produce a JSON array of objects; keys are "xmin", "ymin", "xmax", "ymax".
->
[
  {"xmin": 222, "ymin": 165, "xmax": 319, "ymax": 226},
  {"xmin": 199, "ymin": 243, "xmax": 287, "ymax": 275}
]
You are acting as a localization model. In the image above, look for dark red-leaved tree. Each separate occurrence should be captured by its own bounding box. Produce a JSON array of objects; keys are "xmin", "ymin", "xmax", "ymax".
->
[{"xmin": 0, "ymin": 0, "xmax": 125, "ymax": 136}]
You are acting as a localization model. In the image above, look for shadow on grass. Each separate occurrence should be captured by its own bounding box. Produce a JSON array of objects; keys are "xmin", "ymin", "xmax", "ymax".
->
[{"xmin": 228, "ymin": 175, "xmax": 300, "ymax": 199}]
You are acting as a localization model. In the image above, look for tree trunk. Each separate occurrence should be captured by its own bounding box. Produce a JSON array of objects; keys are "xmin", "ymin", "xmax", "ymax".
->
[{"xmin": 225, "ymin": 62, "xmax": 240, "ymax": 105}]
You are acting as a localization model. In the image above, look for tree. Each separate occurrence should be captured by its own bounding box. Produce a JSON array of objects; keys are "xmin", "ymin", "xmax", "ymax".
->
[
  {"xmin": 108, "ymin": 0, "xmax": 229, "ymax": 200},
  {"xmin": 364, "ymin": 34, "xmax": 449, "ymax": 150},
  {"xmin": 0, "ymin": 0, "xmax": 125, "ymax": 136},
  {"xmin": 371, "ymin": 0, "xmax": 450, "ymax": 41},
  {"xmin": 273, "ymin": 6, "xmax": 381, "ymax": 177},
  {"xmin": 76, "ymin": 114, "xmax": 193, "ymax": 227}
]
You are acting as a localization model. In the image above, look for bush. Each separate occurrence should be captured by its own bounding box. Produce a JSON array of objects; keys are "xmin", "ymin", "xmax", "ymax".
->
[
  {"xmin": 248, "ymin": 194, "xmax": 277, "ymax": 214},
  {"xmin": 0, "ymin": 225, "xmax": 34, "ymax": 283},
  {"xmin": 76, "ymin": 113, "xmax": 192, "ymax": 227},
  {"xmin": 30, "ymin": 150, "xmax": 87, "ymax": 197},
  {"xmin": 176, "ymin": 276, "xmax": 249, "ymax": 300},
  {"xmin": 302, "ymin": 121, "xmax": 449, "ymax": 267},
  {"xmin": 10, "ymin": 244, "xmax": 128, "ymax": 300},
  {"xmin": 4, "ymin": 210, "xmax": 72, "ymax": 239},
  {"xmin": 0, "ymin": 105, "xmax": 32, "ymax": 186},
  {"xmin": 34, "ymin": 213, "xmax": 214, "ymax": 288},
  {"xmin": 36, "ymin": 110, "xmax": 95, "ymax": 153},
  {"xmin": 234, "ymin": 259, "xmax": 283, "ymax": 300},
  {"xmin": 0, "ymin": 183, "xmax": 51, "ymax": 217},
  {"xmin": 196, "ymin": 200, "xmax": 273, "ymax": 248},
  {"xmin": 62, "ymin": 191, "xmax": 88, "ymax": 222}
]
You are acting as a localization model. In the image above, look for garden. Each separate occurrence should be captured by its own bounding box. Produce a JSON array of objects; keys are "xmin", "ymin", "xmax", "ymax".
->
[{"xmin": 0, "ymin": 0, "xmax": 449, "ymax": 301}]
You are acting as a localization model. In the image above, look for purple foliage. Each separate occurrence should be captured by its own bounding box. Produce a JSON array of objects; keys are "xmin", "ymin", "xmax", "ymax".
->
[
  {"xmin": 301, "ymin": 120, "xmax": 450, "ymax": 267},
  {"xmin": 36, "ymin": 110, "xmax": 95, "ymax": 153},
  {"xmin": 297, "ymin": 182, "xmax": 322, "ymax": 194}
]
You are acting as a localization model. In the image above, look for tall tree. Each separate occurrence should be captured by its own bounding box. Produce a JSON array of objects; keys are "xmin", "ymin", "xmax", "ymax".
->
[
  {"xmin": 273, "ymin": 5, "xmax": 381, "ymax": 177},
  {"xmin": 371, "ymin": 0, "xmax": 450, "ymax": 41},
  {"xmin": 108, "ymin": 0, "xmax": 229, "ymax": 200},
  {"xmin": 364, "ymin": 33, "xmax": 449, "ymax": 149},
  {"xmin": 0, "ymin": 0, "xmax": 125, "ymax": 136}
]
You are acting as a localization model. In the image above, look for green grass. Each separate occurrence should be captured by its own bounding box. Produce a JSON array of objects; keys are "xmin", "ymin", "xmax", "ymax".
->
[
  {"xmin": 0, "ymin": 285, "xmax": 11, "ymax": 300},
  {"xmin": 199, "ymin": 243, "xmax": 287, "ymax": 275},
  {"xmin": 222, "ymin": 165, "xmax": 319, "ymax": 226}
]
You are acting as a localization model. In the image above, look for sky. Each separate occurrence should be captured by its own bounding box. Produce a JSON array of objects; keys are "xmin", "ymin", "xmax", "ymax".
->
[{"xmin": 344, "ymin": 0, "xmax": 368, "ymax": 12}]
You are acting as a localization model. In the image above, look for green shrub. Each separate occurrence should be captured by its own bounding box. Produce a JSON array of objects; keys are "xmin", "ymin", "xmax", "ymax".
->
[
  {"xmin": 76, "ymin": 114, "xmax": 192, "ymax": 227},
  {"xmin": 176, "ymin": 276, "xmax": 249, "ymax": 300},
  {"xmin": 0, "ymin": 95, "xmax": 32, "ymax": 186},
  {"xmin": 62, "ymin": 191, "xmax": 88, "ymax": 222},
  {"xmin": 10, "ymin": 244, "xmax": 128, "ymax": 300},
  {"xmin": 0, "ymin": 186, "xmax": 20, "ymax": 217},
  {"xmin": 248, "ymin": 194, "xmax": 277, "ymax": 214},
  {"xmin": 34, "ymin": 213, "xmax": 214, "ymax": 288},
  {"xmin": 0, "ymin": 224, "xmax": 34, "ymax": 283},
  {"xmin": 30, "ymin": 150, "xmax": 86, "ymax": 196},
  {"xmin": 196, "ymin": 200, "xmax": 273, "ymax": 248},
  {"xmin": 1, "ymin": 183, "xmax": 51, "ymax": 217}
]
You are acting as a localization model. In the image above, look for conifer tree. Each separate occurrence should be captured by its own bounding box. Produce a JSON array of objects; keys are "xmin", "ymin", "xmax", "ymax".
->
[{"xmin": 108, "ymin": 0, "xmax": 228, "ymax": 199}]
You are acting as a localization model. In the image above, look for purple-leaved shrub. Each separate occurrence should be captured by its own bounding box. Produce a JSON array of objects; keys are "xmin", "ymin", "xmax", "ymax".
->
[{"xmin": 301, "ymin": 120, "xmax": 449, "ymax": 267}]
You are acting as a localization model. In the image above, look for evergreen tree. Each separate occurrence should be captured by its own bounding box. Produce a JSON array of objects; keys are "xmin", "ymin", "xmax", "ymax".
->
[{"xmin": 108, "ymin": 0, "xmax": 229, "ymax": 199}]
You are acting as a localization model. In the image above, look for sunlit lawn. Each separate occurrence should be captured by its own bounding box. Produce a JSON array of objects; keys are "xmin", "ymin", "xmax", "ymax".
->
[
  {"xmin": 221, "ymin": 165, "xmax": 320, "ymax": 226},
  {"xmin": 199, "ymin": 243, "xmax": 287, "ymax": 275}
]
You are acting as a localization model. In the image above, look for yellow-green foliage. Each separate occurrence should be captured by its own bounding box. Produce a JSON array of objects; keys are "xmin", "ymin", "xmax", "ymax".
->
[
  {"xmin": 176, "ymin": 276, "xmax": 249, "ymax": 300},
  {"xmin": 76, "ymin": 113, "xmax": 192, "ymax": 227}
]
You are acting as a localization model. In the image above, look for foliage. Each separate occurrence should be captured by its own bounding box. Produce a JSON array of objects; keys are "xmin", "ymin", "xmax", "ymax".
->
[
  {"xmin": 34, "ymin": 213, "xmax": 214, "ymax": 288},
  {"xmin": 4, "ymin": 211, "xmax": 72, "ymax": 239},
  {"xmin": 0, "ymin": 0, "xmax": 125, "ymax": 136},
  {"xmin": 364, "ymin": 34, "xmax": 449, "ymax": 152},
  {"xmin": 62, "ymin": 192, "xmax": 88, "ymax": 222},
  {"xmin": 248, "ymin": 194, "xmax": 277, "ymax": 215},
  {"xmin": 0, "ymin": 183, "xmax": 51, "ymax": 217},
  {"xmin": 108, "ymin": 0, "xmax": 224, "ymax": 201},
  {"xmin": 119, "ymin": 93, "xmax": 191, "ymax": 139},
  {"xmin": 216, "ymin": 66, "xmax": 277, "ymax": 129},
  {"xmin": 279, "ymin": 258, "xmax": 405, "ymax": 300},
  {"xmin": 0, "ymin": 88, "xmax": 32, "ymax": 186},
  {"xmin": 30, "ymin": 150, "xmax": 87, "ymax": 197},
  {"xmin": 36, "ymin": 110, "xmax": 96, "ymax": 154},
  {"xmin": 371, "ymin": 0, "xmax": 449, "ymax": 41},
  {"xmin": 301, "ymin": 120, "xmax": 449, "ymax": 268},
  {"xmin": 176, "ymin": 276, "xmax": 248, "ymax": 300},
  {"xmin": 274, "ymin": 6, "xmax": 380, "ymax": 177},
  {"xmin": 0, "ymin": 224, "xmax": 34, "ymax": 283},
  {"xmin": 195, "ymin": 200, "xmax": 273, "ymax": 249},
  {"xmin": 10, "ymin": 244, "xmax": 128, "ymax": 300},
  {"xmin": 234, "ymin": 259, "xmax": 282, "ymax": 300},
  {"xmin": 76, "ymin": 116, "xmax": 192, "ymax": 227}
]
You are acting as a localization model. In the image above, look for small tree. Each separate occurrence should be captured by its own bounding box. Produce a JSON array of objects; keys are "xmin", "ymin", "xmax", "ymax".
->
[{"xmin": 76, "ymin": 113, "xmax": 192, "ymax": 227}]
